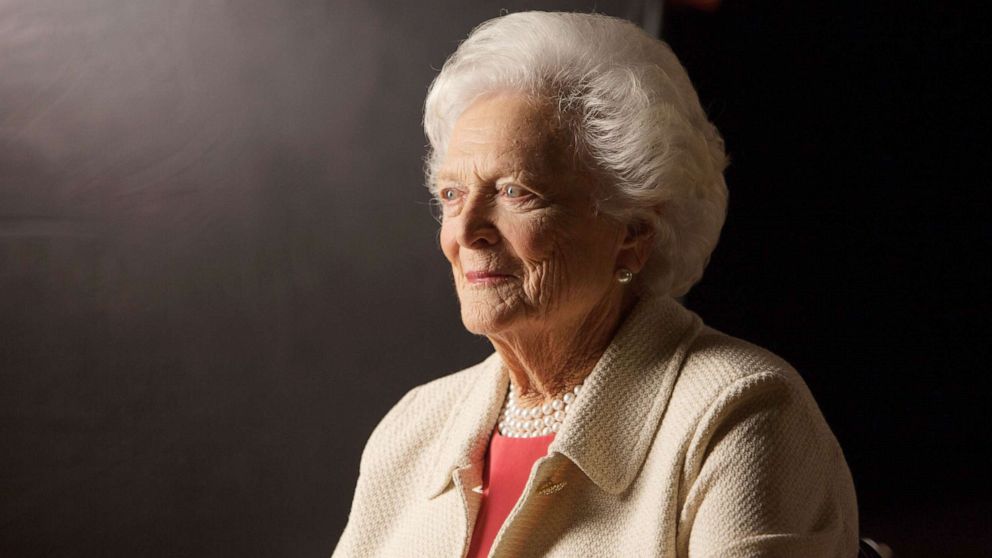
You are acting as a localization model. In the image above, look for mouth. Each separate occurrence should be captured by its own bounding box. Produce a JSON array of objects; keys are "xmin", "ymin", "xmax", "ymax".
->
[{"xmin": 465, "ymin": 270, "xmax": 515, "ymax": 285}]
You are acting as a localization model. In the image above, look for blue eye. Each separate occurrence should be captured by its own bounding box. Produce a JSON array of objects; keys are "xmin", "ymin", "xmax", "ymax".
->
[
  {"xmin": 440, "ymin": 188, "xmax": 458, "ymax": 201},
  {"xmin": 504, "ymin": 185, "xmax": 524, "ymax": 198}
]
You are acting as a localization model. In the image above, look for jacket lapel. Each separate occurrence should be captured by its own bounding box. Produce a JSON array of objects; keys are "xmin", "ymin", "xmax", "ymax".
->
[{"xmin": 550, "ymin": 295, "xmax": 702, "ymax": 494}]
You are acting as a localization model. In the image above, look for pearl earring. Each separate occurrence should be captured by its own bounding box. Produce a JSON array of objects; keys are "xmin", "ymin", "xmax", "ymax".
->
[{"xmin": 616, "ymin": 268, "xmax": 634, "ymax": 284}]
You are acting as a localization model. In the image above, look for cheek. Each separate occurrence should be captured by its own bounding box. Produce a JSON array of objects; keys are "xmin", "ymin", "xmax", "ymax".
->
[
  {"xmin": 505, "ymin": 214, "xmax": 555, "ymax": 264},
  {"xmin": 528, "ymin": 217, "xmax": 620, "ymax": 293},
  {"xmin": 438, "ymin": 221, "xmax": 459, "ymax": 266},
  {"xmin": 508, "ymin": 216, "xmax": 575, "ymax": 299}
]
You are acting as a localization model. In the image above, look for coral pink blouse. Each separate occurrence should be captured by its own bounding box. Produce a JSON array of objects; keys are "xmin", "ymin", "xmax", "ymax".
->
[{"xmin": 466, "ymin": 431, "xmax": 556, "ymax": 558}]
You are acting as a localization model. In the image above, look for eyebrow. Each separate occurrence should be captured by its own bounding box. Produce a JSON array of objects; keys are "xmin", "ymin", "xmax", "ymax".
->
[
  {"xmin": 434, "ymin": 171, "xmax": 462, "ymax": 183},
  {"xmin": 435, "ymin": 166, "xmax": 540, "ymax": 187}
]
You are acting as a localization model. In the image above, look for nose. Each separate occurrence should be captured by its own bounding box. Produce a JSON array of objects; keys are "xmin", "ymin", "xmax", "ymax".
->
[{"xmin": 456, "ymin": 192, "xmax": 500, "ymax": 248}]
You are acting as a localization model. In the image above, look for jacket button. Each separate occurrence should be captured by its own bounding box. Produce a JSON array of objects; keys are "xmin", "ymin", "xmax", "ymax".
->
[{"xmin": 537, "ymin": 479, "xmax": 568, "ymax": 495}]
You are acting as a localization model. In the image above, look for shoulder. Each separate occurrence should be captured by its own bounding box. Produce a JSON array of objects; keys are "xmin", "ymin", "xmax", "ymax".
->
[
  {"xmin": 672, "ymin": 327, "xmax": 843, "ymax": 468},
  {"xmin": 682, "ymin": 325, "xmax": 799, "ymax": 387},
  {"xmin": 672, "ymin": 326, "xmax": 859, "ymax": 557},
  {"xmin": 334, "ymin": 356, "xmax": 500, "ymax": 556},
  {"xmin": 357, "ymin": 354, "xmax": 496, "ymax": 473},
  {"xmin": 675, "ymin": 325, "xmax": 818, "ymax": 410},
  {"xmin": 667, "ymin": 324, "xmax": 839, "ymax": 451}
]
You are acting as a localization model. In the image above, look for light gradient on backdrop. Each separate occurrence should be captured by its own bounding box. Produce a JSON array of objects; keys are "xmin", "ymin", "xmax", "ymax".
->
[{"xmin": 0, "ymin": 1, "xmax": 641, "ymax": 556}]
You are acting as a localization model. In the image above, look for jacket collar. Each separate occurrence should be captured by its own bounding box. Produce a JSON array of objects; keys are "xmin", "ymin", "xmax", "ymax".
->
[
  {"xmin": 424, "ymin": 295, "xmax": 702, "ymax": 499},
  {"xmin": 424, "ymin": 351, "xmax": 508, "ymax": 499}
]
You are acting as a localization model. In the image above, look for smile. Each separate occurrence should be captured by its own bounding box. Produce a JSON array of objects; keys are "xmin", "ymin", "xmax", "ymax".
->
[{"xmin": 465, "ymin": 271, "xmax": 515, "ymax": 285}]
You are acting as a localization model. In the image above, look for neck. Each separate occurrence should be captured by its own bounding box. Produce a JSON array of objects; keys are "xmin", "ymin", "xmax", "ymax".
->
[{"xmin": 488, "ymin": 291, "xmax": 638, "ymax": 407}]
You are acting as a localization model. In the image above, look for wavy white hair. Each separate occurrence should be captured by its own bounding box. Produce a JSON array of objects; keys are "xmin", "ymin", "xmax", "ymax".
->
[{"xmin": 423, "ymin": 11, "xmax": 728, "ymax": 298}]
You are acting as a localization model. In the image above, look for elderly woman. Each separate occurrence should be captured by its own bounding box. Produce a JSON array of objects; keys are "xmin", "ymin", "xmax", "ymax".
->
[{"xmin": 334, "ymin": 11, "xmax": 858, "ymax": 558}]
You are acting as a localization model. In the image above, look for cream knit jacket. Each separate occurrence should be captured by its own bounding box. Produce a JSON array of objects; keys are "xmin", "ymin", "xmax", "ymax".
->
[{"xmin": 333, "ymin": 295, "xmax": 859, "ymax": 557}]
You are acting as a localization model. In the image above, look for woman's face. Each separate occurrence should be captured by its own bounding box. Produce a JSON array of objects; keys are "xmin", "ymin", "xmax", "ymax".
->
[{"xmin": 436, "ymin": 92, "xmax": 630, "ymax": 337}]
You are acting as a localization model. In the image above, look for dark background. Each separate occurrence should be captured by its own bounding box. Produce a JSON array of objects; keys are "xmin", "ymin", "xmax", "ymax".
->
[{"xmin": 1, "ymin": 1, "xmax": 986, "ymax": 556}]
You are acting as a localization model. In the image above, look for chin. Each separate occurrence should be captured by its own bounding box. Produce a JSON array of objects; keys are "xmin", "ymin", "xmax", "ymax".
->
[{"xmin": 457, "ymin": 297, "xmax": 525, "ymax": 336}]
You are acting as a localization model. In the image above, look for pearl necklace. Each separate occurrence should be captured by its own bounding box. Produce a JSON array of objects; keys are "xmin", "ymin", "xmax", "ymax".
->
[{"xmin": 497, "ymin": 382, "xmax": 584, "ymax": 438}]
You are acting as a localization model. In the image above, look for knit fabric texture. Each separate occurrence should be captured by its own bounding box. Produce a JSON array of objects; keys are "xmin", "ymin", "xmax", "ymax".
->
[{"xmin": 332, "ymin": 295, "xmax": 859, "ymax": 557}]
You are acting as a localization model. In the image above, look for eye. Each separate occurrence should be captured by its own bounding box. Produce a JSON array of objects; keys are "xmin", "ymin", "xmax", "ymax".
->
[
  {"xmin": 502, "ymin": 184, "xmax": 529, "ymax": 199},
  {"xmin": 439, "ymin": 188, "xmax": 461, "ymax": 202}
]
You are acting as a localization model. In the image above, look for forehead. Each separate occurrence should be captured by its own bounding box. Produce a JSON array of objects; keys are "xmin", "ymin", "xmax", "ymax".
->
[{"xmin": 439, "ymin": 92, "xmax": 573, "ymax": 181}]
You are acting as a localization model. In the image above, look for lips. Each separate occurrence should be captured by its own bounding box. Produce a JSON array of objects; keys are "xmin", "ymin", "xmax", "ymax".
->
[{"xmin": 465, "ymin": 270, "xmax": 515, "ymax": 284}]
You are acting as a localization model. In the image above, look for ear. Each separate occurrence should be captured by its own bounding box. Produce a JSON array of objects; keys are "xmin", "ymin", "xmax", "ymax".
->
[{"xmin": 617, "ymin": 218, "xmax": 655, "ymax": 274}]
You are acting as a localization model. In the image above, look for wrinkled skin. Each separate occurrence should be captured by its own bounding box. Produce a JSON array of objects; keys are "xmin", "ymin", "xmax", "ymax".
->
[{"xmin": 436, "ymin": 92, "xmax": 653, "ymax": 405}]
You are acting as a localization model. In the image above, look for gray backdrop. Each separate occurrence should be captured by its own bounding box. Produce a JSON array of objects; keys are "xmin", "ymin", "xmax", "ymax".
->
[{"xmin": 0, "ymin": 1, "xmax": 645, "ymax": 556}]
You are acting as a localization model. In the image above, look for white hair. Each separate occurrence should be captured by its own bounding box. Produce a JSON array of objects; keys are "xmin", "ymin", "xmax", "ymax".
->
[{"xmin": 423, "ymin": 11, "xmax": 729, "ymax": 298}]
